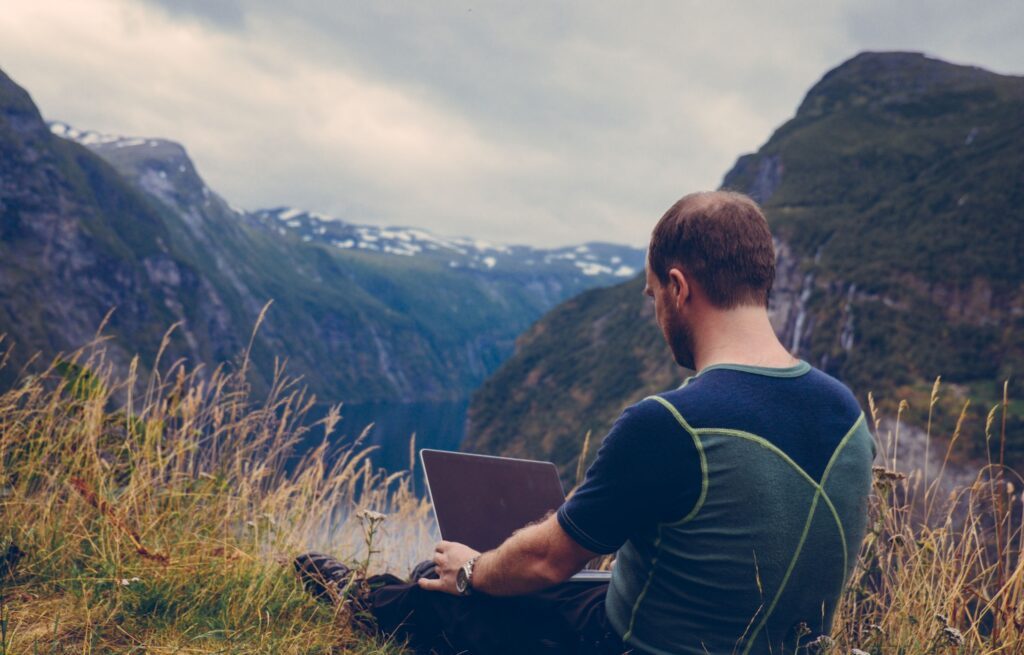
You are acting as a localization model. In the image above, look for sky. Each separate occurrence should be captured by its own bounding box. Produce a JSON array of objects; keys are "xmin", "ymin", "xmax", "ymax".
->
[{"xmin": 1, "ymin": 1, "xmax": 1021, "ymax": 247}]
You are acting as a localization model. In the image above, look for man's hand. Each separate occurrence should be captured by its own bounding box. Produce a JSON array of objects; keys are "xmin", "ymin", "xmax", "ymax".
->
[
  {"xmin": 418, "ymin": 514, "xmax": 598, "ymax": 597},
  {"xmin": 417, "ymin": 540, "xmax": 481, "ymax": 595}
]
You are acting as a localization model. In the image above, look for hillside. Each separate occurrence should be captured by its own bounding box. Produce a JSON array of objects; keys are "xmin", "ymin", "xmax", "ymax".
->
[
  {"xmin": 464, "ymin": 52, "xmax": 1024, "ymax": 474},
  {"xmin": 0, "ymin": 68, "xmax": 641, "ymax": 407}
]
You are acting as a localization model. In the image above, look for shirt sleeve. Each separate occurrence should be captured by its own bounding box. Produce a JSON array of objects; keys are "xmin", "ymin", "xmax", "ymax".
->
[{"xmin": 556, "ymin": 397, "xmax": 702, "ymax": 554}]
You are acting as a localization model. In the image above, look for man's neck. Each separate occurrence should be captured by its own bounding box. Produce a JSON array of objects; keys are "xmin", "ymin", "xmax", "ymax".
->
[{"xmin": 690, "ymin": 304, "xmax": 798, "ymax": 372}]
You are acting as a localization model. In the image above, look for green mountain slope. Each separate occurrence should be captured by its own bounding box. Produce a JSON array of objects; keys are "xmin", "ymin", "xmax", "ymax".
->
[
  {"xmin": 0, "ymin": 68, "xmax": 640, "ymax": 405},
  {"xmin": 464, "ymin": 52, "xmax": 1024, "ymax": 475},
  {"xmin": 466, "ymin": 275, "xmax": 679, "ymax": 468}
]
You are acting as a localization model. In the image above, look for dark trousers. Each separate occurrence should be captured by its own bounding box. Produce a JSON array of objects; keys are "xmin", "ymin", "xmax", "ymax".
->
[{"xmin": 364, "ymin": 563, "xmax": 627, "ymax": 655}]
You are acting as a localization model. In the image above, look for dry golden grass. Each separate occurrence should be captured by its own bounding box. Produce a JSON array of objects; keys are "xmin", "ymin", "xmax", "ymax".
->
[
  {"xmin": 0, "ymin": 326, "xmax": 432, "ymax": 654},
  {"xmin": 0, "ymin": 328, "xmax": 1020, "ymax": 654},
  {"xmin": 831, "ymin": 382, "xmax": 1023, "ymax": 654}
]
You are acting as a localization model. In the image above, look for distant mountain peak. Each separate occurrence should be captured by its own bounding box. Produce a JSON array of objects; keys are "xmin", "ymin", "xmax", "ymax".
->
[
  {"xmin": 50, "ymin": 121, "xmax": 153, "ymax": 148},
  {"xmin": 46, "ymin": 119, "xmax": 642, "ymax": 280},
  {"xmin": 253, "ymin": 207, "xmax": 641, "ymax": 279},
  {"xmin": 796, "ymin": 51, "xmax": 1011, "ymax": 118},
  {"xmin": 48, "ymin": 121, "xmax": 193, "ymax": 161},
  {"xmin": 48, "ymin": 120, "xmax": 215, "ymax": 215},
  {"xmin": 1, "ymin": 70, "xmax": 48, "ymax": 139}
]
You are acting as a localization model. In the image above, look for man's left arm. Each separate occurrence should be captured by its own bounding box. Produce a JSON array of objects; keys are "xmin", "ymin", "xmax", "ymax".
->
[{"xmin": 418, "ymin": 512, "xmax": 597, "ymax": 597}]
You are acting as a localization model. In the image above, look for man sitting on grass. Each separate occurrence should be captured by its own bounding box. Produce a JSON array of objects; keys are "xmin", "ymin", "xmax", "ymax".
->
[{"xmin": 296, "ymin": 191, "xmax": 876, "ymax": 654}]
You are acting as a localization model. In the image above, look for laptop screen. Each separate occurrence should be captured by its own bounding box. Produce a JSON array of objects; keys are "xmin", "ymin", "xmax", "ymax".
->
[{"xmin": 420, "ymin": 449, "xmax": 567, "ymax": 553}]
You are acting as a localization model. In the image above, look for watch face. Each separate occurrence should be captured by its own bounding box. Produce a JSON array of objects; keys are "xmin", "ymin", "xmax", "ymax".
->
[{"xmin": 456, "ymin": 567, "xmax": 469, "ymax": 594}]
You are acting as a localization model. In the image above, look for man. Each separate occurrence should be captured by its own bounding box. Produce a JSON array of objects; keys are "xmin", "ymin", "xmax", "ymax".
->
[{"xmin": 297, "ymin": 191, "xmax": 876, "ymax": 654}]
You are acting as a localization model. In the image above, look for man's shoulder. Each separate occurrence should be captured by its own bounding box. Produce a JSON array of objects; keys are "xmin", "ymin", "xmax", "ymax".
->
[
  {"xmin": 597, "ymin": 394, "xmax": 699, "ymax": 458},
  {"xmin": 799, "ymin": 365, "xmax": 865, "ymax": 422},
  {"xmin": 650, "ymin": 364, "xmax": 863, "ymax": 432},
  {"xmin": 647, "ymin": 373, "xmax": 736, "ymax": 430},
  {"xmin": 600, "ymin": 377, "xmax": 730, "ymax": 439},
  {"xmin": 613, "ymin": 395, "xmax": 687, "ymax": 436}
]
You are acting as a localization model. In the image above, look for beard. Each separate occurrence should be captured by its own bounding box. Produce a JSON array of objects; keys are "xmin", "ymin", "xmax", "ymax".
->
[{"xmin": 663, "ymin": 310, "xmax": 696, "ymax": 370}]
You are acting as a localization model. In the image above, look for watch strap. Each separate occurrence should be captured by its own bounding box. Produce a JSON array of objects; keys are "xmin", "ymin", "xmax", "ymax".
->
[{"xmin": 462, "ymin": 555, "xmax": 480, "ymax": 594}]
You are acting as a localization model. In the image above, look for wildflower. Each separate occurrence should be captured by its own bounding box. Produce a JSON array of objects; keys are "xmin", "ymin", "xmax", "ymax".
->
[
  {"xmin": 872, "ymin": 466, "xmax": 906, "ymax": 489},
  {"xmin": 356, "ymin": 509, "xmax": 387, "ymax": 523},
  {"xmin": 119, "ymin": 577, "xmax": 141, "ymax": 586}
]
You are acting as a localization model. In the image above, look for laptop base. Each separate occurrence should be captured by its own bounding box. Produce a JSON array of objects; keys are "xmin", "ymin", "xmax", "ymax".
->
[{"xmin": 569, "ymin": 569, "xmax": 612, "ymax": 582}]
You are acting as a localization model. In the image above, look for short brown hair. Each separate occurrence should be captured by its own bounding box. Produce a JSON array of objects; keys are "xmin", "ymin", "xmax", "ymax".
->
[{"xmin": 648, "ymin": 191, "xmax": 775, "ymax": 308}]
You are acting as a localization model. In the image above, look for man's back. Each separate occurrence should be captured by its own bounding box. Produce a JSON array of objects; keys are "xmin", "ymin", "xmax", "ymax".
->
[{"xmin": 559, "ymin": 361, "xmax": 875, "ymax": 654}]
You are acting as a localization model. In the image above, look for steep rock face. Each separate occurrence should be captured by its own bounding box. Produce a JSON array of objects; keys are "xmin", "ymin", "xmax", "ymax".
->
[
  {"xmin": 767, "ymin": 238, "xmax": 811, "ymax": 352},
  {"xmin": 464, "ymin": 52, "xmax": 1024, "ymax": 475},
  {"xmin": 0, "ymin": 70, "xmax": 222, "ymax": 384}
]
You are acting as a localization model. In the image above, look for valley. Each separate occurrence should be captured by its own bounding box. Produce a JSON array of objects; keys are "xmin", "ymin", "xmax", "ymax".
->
[{"xmin": 0, "ymin": 68, "xmax": 643, "ymax": 467}]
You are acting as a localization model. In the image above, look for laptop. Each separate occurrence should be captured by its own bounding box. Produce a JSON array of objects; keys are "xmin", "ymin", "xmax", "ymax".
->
[{"xmin": 420, "ymin": 449, "xmax": 612, "ymax": 582}]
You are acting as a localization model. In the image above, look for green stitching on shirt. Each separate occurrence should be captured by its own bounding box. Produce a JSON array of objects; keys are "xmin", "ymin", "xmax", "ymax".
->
[
  {"xmin": 817, "ymin": 412, "xmax": 866, "ymax": 577},
  {"xmin": 646, "ymin": 396, "xmax": 707, "ymax": 524},
  {"xmin": 627, "ymin": 396, "xmax": 866, "ymax": 653},
  {"xmin": 619, "ymin": 397, "xmax": 709, "ymax": 644},
  {"xmin": 693, "ymin": 360, "xmax": 811, "ymax": 379},
  {"xmin": 737, "ymin": 413, "xmax": 865, "ymax": 655},
  {"xmin": 692, "ymin": 426, "xmax": 849, "ymax": 571},
  {"xmin": 623, "ymin": 525, "xmax": 663, "ymax": 643}
]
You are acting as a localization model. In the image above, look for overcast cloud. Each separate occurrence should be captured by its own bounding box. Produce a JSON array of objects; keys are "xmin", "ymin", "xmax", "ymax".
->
[{"xmin": 1, "ymin": 1, "xmax": 1021, "ymax": 246}]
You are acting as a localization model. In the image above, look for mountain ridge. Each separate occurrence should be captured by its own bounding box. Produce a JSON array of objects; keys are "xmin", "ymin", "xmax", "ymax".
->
[
  {"xmin": 48, "ymin": 120, "xmax": 642, "ymax": 282},
  {"xmin": 464, "ymin": 51, "xmax": 1024, "ymax": 475}
]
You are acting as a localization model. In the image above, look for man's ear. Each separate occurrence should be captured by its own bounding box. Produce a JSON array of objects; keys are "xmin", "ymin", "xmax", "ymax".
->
[{"xmin": 667, "ymin": 268, "xmax": 689, "ymax": 308}]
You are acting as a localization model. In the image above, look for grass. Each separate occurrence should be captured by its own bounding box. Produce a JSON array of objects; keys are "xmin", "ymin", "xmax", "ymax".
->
[
  {"xmin": 0, "ymin": 326, "xmax": 433, "ymax": 654},
  {"xmin": 1, "ymin": 330, "xmax": 1021, "ymax": 653},
  {"xmin": 831, "ymin": 385, "xmax": 1023, "ymax": 654}
]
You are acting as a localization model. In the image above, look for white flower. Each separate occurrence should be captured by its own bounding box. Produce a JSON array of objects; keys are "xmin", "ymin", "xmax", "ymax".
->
[{"xmin": 356, "ymin": 509, "xmax": 387, "ymax": 522}]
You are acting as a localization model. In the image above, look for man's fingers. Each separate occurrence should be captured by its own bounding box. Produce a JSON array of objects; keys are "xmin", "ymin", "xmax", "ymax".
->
[
  {"xmin": 417, "ymin": 577, "xmax": 443, "ymax": 591},
  {"xmin": 432, "ymin": 551, "xmax": 443, "ymax": 565}
]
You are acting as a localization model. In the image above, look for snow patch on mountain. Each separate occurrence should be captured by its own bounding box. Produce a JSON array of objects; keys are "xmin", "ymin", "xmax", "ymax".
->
[
  {"xmin": 47, "ymin": 117, "xmax": 645, "ymax": 283},
  {"xmin": 49, "ymin": 121, "xmax": 160, "ymax": 149},
  {"xmin": 254, "ymin": 207, "xmax": 643, "ymax": 280}
]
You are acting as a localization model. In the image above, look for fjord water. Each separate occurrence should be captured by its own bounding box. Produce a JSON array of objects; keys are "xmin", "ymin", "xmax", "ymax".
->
[{"xmin": 299, "ymin": 398, "xmax": 470, "ymax": 492}]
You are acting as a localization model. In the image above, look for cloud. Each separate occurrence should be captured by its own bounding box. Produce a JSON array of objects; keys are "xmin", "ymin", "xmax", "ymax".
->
[
  {"xmin": 1, "ymin": 0, "xmax": 1021, "ymax": 247},
  {"xmin": 147, "ymin": 0, "xmax": 246, "ymax": 30}
]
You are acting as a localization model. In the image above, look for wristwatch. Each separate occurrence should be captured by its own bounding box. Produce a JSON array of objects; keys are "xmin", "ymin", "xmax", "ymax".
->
[{"xmin": 455, "ymin": 555, "xmax": 480, "ymax": 596}]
